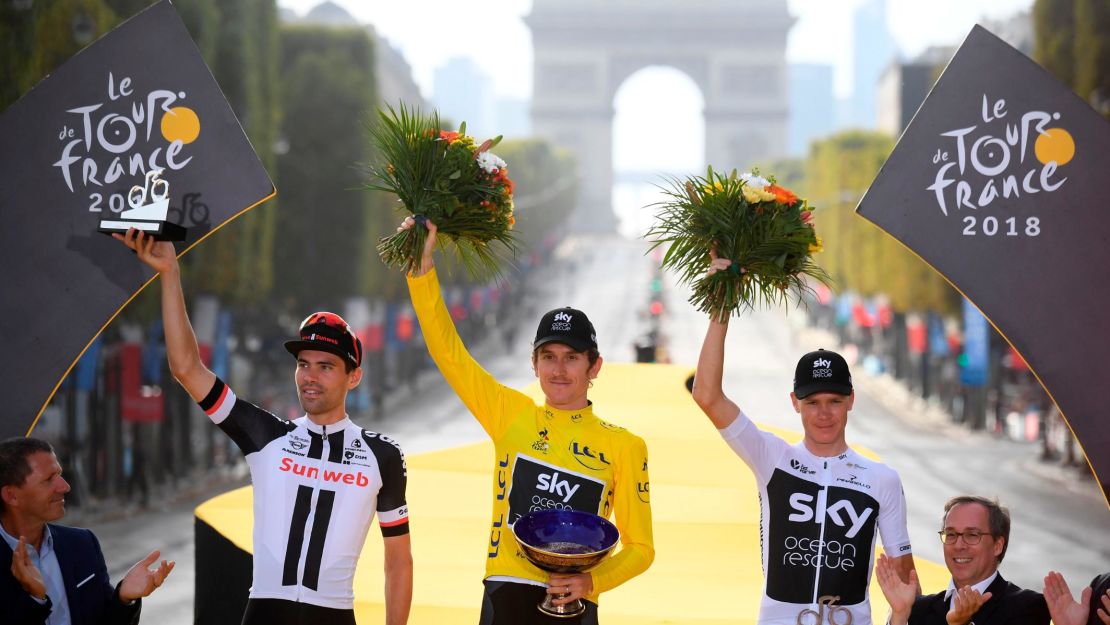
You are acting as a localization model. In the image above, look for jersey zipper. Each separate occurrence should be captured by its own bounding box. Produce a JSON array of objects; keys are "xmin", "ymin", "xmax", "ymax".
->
[
  {"xmin": 297, "ymin": 423, "xmax": 329, "ymax": 603},
  {"xmin": 812, "ymin": 458, "xmax": 830, "ymax": 605}
]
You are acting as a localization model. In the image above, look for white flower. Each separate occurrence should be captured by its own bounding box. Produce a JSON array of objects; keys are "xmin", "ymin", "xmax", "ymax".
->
[
  {"xmin": 477, "ymin": 151, "xmax": 507, "ymax": 174},
  {"xmin": 739, "ymin": 172, "xmax": 770, "ymax": 189}
]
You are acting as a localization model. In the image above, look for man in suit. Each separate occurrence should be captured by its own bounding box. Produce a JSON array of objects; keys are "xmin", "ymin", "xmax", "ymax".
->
[
  {"xmin": 876, "ymin": 495, "xmax": 1049, "ymax": 625},
  {"xmin": 1, "ymin": 437, "xmax": 174, "ymax": 624}
]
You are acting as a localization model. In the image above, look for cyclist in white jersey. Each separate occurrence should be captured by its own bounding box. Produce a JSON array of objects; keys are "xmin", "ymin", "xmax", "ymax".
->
[
  {"xmin": 115, "ymin": 229, "xmax": 413, "ymax": 625},
  {"xmin": 690, "ymin": 253, "xmax": 917, "ymax": 625}
]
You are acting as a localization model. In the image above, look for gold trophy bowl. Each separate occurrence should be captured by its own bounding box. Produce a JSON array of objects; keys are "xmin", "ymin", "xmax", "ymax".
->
[{"xmin": 511, "ymin": 509, "xmax": 620, "ymax": 618}]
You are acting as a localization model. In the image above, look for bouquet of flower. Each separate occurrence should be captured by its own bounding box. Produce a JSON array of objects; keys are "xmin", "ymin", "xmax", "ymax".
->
[
  {"xmin": 646, "ymin": 167, "xmax": 829, "ymax": 320},
  {"xmin": 365, "ymin": 103, "xmax": 516, "ymax": 276}
]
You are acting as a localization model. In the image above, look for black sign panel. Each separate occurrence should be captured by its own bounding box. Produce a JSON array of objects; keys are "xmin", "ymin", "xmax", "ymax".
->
[
  {"xmin": 506, "ymin": 455, "xmax": 605, "ymax": 526},
  {"xmin": 766, "ymin": 471, "xmax": 878, "ymax": 605},
  {"xmin": 856, "ymin": 25, "xmax": 1110, "ymax": 506},
  {"xmin": 0, "ymin": 1, "xmax": 274, "ymax": 438}
]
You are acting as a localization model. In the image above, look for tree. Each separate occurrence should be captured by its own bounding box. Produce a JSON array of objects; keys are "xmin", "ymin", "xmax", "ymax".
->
[
  {"xmin": 273, "ymin": 25, "xmax": 379, "ymax": 308},
  {"xmin": 1074, "ymin": 0, "xmax": 1110, "ymax": 117},
  {"xmin": 1032, "ymin": 0, "xmax": 1076, "ymax": 89},
  {"xmin": 804, "ymin": 131, "xmax": 957, "ymax": 314},
  {"xmin": 178, "ymin": 0, "xmax": 281, "ymax": 303},
  {"xmin": 495, "ymin": 138, "xmax": 578, "ymax": 257},
  {"xmin": 0, "ymin": 0, "xmax": 119, "ymax": 111}
]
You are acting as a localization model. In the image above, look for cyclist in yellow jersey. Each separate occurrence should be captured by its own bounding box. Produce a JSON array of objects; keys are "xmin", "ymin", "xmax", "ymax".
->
[{"xmin": 400, "ymin": 217, "xmax": 653, "ymax": 624}]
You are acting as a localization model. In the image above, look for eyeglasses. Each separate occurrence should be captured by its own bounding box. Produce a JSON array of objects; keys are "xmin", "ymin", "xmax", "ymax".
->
[{"xmin": 937, "ymin": 530, "xmax": 988, "ymax": 545}]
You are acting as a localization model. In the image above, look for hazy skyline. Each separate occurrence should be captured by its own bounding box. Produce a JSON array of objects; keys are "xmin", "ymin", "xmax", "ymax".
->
[
  {"xmin": 280, "ymin": 0, "xmax": 1034, "ymax": 100},
  {"xmin": 277, "ymin": 0, "xmax": 1037, "ymax": 235}
]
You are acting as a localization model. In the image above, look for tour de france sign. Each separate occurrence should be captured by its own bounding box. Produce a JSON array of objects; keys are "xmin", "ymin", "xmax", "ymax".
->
[
  {"xmin": 0, "ymin": 0, "xmax": 274, "ymax": 439},
  {"xmin": 857, "ymin": 25, "xmax": 1110, "ymax": 505}
]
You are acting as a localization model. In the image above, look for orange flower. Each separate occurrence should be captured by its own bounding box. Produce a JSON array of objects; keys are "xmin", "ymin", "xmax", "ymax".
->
[
  {"xmin": 768, "ymin": 184, "xmax": 797, "ymax": 206},
  {"xmin": 439, "ymin": 130, "xmax": 460, "ymax": 143}
]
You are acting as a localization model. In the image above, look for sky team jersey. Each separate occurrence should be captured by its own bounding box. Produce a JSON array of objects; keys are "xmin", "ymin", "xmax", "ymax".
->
[
  {"xmin": 199, "ymin": 379, "xmax": 408, "ymax": 610},
  {"xmin": 408, "ymin": 269, "xmax": 653, "ymax": 603},
  {"xmin": 720, "ymin": 413, "xmax": 912, "ymax": 625}
]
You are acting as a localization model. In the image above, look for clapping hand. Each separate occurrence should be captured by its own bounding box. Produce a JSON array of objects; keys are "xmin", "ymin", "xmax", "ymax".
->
[
  {"xmin": 11, "ymin": 537, "xmax": 46, "ymax": 600},
  {"xmin": 117, "ymin": 550, "xmax": 175, "ymax": 604},
  {"xmin": 946, "ymin": 585, "xmax": 992, "ymax": 625},
  {"xmin": 875, "ymin": 553, "xmax": 917, "ymax": 625}
]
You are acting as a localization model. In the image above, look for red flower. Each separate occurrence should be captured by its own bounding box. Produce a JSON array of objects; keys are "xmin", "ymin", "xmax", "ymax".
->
[
  {"xmin": 769, "ymin": 184, "xmax": 797, "ymax": 206},
  {"xmin": 800, "ymin": 210, "xmax": 813, "ymax": 224}
]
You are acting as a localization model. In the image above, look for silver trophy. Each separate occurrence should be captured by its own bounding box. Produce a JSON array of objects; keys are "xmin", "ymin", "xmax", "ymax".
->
[
  {"xmin": 511, "ymin": 509, "xmax": 620, "ymax": 619},
  {"xmin": 98, "ymin": 168, "xmax": 186, "ymax": 241}
]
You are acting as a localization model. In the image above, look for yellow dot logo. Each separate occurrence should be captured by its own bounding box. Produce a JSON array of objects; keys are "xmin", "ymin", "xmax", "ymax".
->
[
  {"xmin": 1034, "ymin": 127, "xmax": 1074, "ymax": 166},
  {"xmin": 160, "ymin": 106, "xmax": 200, "ymax": 144}
]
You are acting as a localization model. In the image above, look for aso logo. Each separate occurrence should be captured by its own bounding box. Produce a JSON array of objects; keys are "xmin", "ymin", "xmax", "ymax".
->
[
  {"xmin": 54, "ymin": 72, "xmax": 204, "ymax": 219},
  {"xmin": 788, "ymin": 492, "xmax": 874, "ymax": 539},
  {"xmin": 927, "ymin": 94, "xmax": 1073, "ymax": 238}
]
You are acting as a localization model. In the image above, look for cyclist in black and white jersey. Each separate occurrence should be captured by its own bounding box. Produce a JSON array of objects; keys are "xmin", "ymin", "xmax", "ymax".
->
[
  {"xmin": 690, "ymin": 252, "xmax": 917, "ymax": 625},
  {"xmin": 116, "ymin": 229, "xmax": 412, "ymax": 625}
]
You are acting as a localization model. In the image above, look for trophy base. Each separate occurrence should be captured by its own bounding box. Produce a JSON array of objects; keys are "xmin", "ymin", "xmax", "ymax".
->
[
  {"xmin": 538, "ymin": 595, "xmax": 586, "ymax": 619},
  {"xmin": 98, "ymin": 218, "xmax": 186, "ymax": 242}
]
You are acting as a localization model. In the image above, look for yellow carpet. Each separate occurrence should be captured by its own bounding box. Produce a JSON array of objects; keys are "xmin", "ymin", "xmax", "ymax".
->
[{"xmin": 196, "ymin": 363, "xmax": 949, "ymax": 623}]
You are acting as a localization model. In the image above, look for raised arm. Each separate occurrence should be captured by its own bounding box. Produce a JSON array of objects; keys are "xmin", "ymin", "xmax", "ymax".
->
[
  {"xmin": 691, "ymin": 251, "xmax": 741, "ymax": 428},
  {"xmin": 691, "ymin": 315, "xmax": 740, "ymax": 428},
  {"xmin": 383, "ymin": 534, "xmax": 413, "ymax": 625},
  {"xmin": 113, "ymin": 229, "xmax": 215, "ymax": 401}
]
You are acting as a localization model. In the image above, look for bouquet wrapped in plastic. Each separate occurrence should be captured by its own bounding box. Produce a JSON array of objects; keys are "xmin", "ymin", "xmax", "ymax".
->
[
  {"xmin": 366, "ymin": 104, "xmax": 516, "ymax": 276},
  {"xmin": 646, "ymin": 167, "xmax": 830, "ymax": 320}
]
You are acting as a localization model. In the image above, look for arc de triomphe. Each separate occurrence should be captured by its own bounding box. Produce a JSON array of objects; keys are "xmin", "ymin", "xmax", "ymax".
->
[{"xmin": 525, "ymin": 0, "xmax": 793, "ymax": 231}]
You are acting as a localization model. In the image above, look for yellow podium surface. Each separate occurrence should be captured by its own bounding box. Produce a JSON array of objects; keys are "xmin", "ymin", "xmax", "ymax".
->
[{"xmin": 195, "ymin": 364, "xmax": 948, "ymax": 624}]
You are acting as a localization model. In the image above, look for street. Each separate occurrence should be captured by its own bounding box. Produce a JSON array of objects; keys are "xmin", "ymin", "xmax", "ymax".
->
[{"xmin": 82, "ymin": 234, "xmax": 1108, "ymax": 623}]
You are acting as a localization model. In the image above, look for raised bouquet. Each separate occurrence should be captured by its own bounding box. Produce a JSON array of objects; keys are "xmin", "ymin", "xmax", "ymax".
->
[
  {"xmin": 366, "ymin": 104, "xmax": 516, "ymax": 276},
  {"xmin": 646, "ymin": 167, "xmax": 830, "ymax": 320}
]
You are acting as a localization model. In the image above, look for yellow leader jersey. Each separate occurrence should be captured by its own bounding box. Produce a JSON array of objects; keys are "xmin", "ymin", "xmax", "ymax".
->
[{"xmin": 408, "ymin": 269, "xmax": 654, "ymax": 602}]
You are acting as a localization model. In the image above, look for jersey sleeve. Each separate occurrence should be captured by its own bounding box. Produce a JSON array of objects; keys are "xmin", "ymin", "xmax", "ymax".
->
[
  {"xmin": 198, "ymin": 377, "xmax": 293, "ymax": 456},
  {"xmin": 875, "ymin": 466, "xmax": 913, "ymax": 557},
  {"xmin": 717, "ymin": 410, "xmax": 789, "ymax": 482},
  {"xmin": 589, "ymin": 432, "xmax": 654, "ymax": 595},
  {"xmin": 407, "ymin": 268, "xmax": 531, "ymax": 440},
  {"xmin": 364, "ymin": 431, "xmax": 410, "ymax": 537}
]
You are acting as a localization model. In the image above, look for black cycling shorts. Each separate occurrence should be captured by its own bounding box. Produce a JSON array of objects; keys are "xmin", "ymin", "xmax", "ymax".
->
[
  {"xmin": 479, "ymin": 580, "xmax": 599, "ymax": 625},
  {"xmin": 241, "ymin": 598, "xmax": 356, "ymax": 625}
]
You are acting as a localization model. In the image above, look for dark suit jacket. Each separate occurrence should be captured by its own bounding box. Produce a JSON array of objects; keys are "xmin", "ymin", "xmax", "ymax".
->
[
  {"xmin": 1089, "ymin": 573, "xmax": 1110, "ymax": 625},
  {"xmin": 0, "ymin": 524, "xmax": 141, "ymax": 625},
  {"xmin": 909, "ymin": 573, "xmax": 1049, "ymax": 625}
]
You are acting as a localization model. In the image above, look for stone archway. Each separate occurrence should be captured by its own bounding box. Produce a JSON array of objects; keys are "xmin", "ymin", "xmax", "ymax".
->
[{"xmin": 525, "ymin": 0, "xmax": 793, "ymax": 231}]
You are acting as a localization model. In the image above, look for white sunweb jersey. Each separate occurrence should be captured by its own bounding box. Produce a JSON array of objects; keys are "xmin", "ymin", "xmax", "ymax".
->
[
  {"xmin": 199, "ymin": 378, "xmax": 409, "ymax": 610},
  {"xmin": 719, "ymin": 412, "xmax": 912, "ymax": 625}
]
